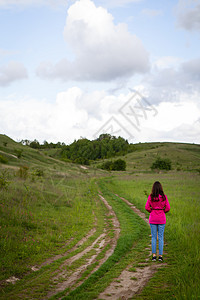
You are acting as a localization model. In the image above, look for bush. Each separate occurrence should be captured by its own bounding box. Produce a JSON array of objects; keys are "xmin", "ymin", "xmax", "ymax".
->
[
  {"xmin": 99, "ymin": 159, "xmax": 126, "ymax": 171},
  {"xmin": 17, "ymin": 165, "xmax": 29, "ymax": 179},
  {"xmin": 0, "ymin": 170, "xmax": 10, "ymax": 190},
  {"xmin": 112, "ymin": 159, "xmax": 126, "ymax": 171},
  {"xmin": 151, "ymin": 157, "xmax": 171, "ymax": 171},
  {"xmin": 0, "ymin": 154, "xmax": 8, "ymax": 164},
  {"xmin": 100, "ymin": 160, "xmax": 113, "ymax": 171},
  {"xmin": 74, "ymin": 157, "xmax": 90, "ymax": 165}
]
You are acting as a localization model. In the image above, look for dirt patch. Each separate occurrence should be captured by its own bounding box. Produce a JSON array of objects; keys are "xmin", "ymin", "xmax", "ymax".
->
[
  {"xmin": 0, "ymin": 150, "xmax": 18, "ymax": 159},
  {"xmin": 5, "ymin": 277, "xmax": 19, "ymax": 284},
  {"xmin": 0, "ymin": 164, "xmax": 19, "ymax": 171},
  {"xmin": 47, "ymin": 233, "xmax": 107, "ymax": 297},
  {"xmin": 80, "ymin": 165, "xmax": 88, "ymax": 170},
  {"xmin": 98, "ymin": 264, "xmax": 162, "ymax": 300}
]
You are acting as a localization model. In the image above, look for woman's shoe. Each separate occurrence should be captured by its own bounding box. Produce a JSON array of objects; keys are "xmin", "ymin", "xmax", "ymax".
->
[
  {"xmin": 152, "ymin": 256, "xmax": 156, "ymax": 262},
  {"xmin": 158, "ymin": 256, "xmax": 163, "ymax": 262}
]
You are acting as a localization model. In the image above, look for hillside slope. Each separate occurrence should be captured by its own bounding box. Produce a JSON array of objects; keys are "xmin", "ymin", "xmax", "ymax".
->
[
  {"xmin": 124, "ymin": 142, "xmax": 200, "ymax": 172},
  {"xmin": 1, "ymin": 134, "xmax": 200, "ymax": 173}
]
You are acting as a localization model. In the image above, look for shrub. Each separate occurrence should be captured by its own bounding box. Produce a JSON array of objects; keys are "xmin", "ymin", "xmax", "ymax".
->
[
  {"xmin": 0, "ymin": 170, "xmax": 10, "ymax": 190},
  {"xmin": 112, "ymin": 159, "xmax": 126, "ymax": 171},
  {"xmin": 74, "ymin": 157, "xmax": 90, "ymax": 165},
  {"xmin": 100, "ymin": 160, "xmax": 113, "ymax": 171},
  {"xmin": 99, "ymin": 159, "xmax": 126, "ymax": 171},
  {"xmin": 0, "ymin": 154, "xmax": 8, "ymax": 164},
  {"xmin": 17, "ymin": 165, "xmax": 29, "ymax": 179},
  {"xmin": 151, "ymin": 157, "xmax": 171, "ymax": 171}
]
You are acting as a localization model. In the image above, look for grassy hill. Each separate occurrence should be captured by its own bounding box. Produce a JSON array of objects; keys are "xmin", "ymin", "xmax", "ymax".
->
[
  {"xmin": 0, "ymin": 134, "xmax": 200, "ymax": 299},
  {"xmin": 0, "ymin": 134, "xmax": 106, "ymax": 178},
  {"xmin": 91, "ymin": 141, "xmax": 200, "ymax": 173},
  {"xmin": 1, "ymin": 134, "xmax": 200, "ymax": 173},
  {"xmin": 124, "ymin": 142, "xmax": 200, "ymax": 172},
  {"xmin": 0, "ymin": 134, "xmax": 106, "ymax": 283}
]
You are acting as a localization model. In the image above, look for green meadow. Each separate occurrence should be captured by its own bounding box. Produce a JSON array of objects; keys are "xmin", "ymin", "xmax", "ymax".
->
[{"xmin": 0, "ymin": 134, "xmax": 200, "ymax": 299}]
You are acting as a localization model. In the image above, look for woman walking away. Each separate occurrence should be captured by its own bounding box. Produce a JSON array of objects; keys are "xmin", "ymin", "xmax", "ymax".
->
[{"xmin": 145, "ymin": 181, "xmax": 170, "ymax": 262}]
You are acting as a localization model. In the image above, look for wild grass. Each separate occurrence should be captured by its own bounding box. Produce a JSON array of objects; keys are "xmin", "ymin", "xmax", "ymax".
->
[
  {"xmin": 0, "ymin": 167, "xmax": 98, "ymax": 281},
  {"xmin": 104, "ymin": 172, "xmax": 200, "ymax": 299}
]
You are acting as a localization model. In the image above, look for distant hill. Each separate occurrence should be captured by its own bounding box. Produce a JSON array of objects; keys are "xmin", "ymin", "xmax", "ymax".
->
[
  {"xmin": 0, "ymin": 134, "xmax": 200, "ymax": 173},
  {"xmin": 121, "ymin": 142, "xmax": 200, "ymax": 172},
  {"xmin": 0, "ymin": 134, "xmax": 67, "ymax": 169}
]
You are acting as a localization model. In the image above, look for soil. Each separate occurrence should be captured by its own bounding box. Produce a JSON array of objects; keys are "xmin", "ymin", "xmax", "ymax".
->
[{"xmin": 80, "ymin": 165, "xmax": 88, "ymax": 170}]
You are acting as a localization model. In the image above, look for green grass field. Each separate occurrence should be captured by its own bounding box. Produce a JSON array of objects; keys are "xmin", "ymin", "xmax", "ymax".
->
[
  {"xmin": 102, "ymin": 172, "xmax": 200, "ymax": 299},
  {"xmin": 0, "ymin": 134, "xmax": 200, "ymax": 299}
]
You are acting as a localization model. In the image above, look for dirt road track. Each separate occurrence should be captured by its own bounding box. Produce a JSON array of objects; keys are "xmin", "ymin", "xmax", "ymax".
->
[{"xmin": 98, "ymin": 194, "xmax": 166, "ymax": 300}]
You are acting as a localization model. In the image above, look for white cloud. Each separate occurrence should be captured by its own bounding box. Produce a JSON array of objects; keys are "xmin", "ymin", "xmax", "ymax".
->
[
  {"xmin": 153, "ymin": 56, "xmax": 182, "ymax": 69},
  {"xmin": 181, "ymin": 57, "xmax": 200, "ymax": 81},
  {"xmin": 37, "ymin": 0, "xmax": 149, "ymax": 82},
  {"xmin": 141, "ymin": 56, "xmax": 200, "ymax": 105},
  {"xmin": 0, "ymin": 87, "xmax": 200, "ymax": 144},
  {"xmin": 144, "ymin": 101, "xmax": 200, "ymax": 131},
  {"xmin": 0, "ymin": 88, "xmax": 88, "ymax": 143},
  {"xmin": 155, "ymin": 122, "xmax": 200, "ymax": 144},
  {"xmin": 0, "ymin": 61, "xmax": 28, "ymax": 87},
  {"xmin": 176, "ymin": 0, "xmax": 200, "ymax": 31}
]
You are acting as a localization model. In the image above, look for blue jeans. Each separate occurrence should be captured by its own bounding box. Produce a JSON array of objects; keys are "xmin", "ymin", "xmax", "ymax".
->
[{"xmin": 150, "ymin": 224, "xmax": 165, "ymax": 255}]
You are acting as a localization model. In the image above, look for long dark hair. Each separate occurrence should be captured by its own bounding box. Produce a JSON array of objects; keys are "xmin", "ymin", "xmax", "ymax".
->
[{"xmin": 150, "ymin": 181, "xmax": 166, "ymax": 201}]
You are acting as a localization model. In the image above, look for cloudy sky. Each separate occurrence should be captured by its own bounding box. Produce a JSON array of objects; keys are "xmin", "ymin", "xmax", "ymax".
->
[{"xmin": 0, "ymin": 0, "xmax": 200, "ymax": 144}]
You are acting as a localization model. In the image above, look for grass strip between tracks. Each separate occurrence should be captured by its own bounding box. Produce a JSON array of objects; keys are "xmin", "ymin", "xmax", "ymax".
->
[{"xmin": 56, "ymin": 178, "xmax": 149, "ymax": 300}]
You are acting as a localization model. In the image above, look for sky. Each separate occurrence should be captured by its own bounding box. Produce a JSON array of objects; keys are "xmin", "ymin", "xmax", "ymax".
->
[{"xmin": 0, "ymin": 0, "xmax": 200, "ymax": 144}]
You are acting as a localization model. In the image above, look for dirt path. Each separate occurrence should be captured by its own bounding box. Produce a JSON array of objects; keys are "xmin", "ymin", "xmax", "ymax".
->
[
  {"xmin": 98, "ymin": 193, "xmax": 166, "ymax": 300},
  {"xmin": 46, "ymin": 194, "xmax": 120, "ymax": 299},
  {"xmin": 0, "ymin": 150, "xmax": 18, "ymax": 159},
  {"xmin": 39, "ymin": 226, "xmax": 97, "ymax": 269},
  {"xmin": 4, "ymin": 192, "xmax": 166, "ymax": 300}
]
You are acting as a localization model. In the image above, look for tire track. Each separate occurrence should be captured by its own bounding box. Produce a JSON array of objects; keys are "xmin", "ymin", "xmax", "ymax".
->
[
  {"xmin": 46, "ymin": 194, "xmax": 120, "ymax": 299},
  {"xmin": 3, "ymin": 217, "xmax": 97, "ymax": 288},
  {"xmin": 98, "ymin": 193, "xmax": 167, "ymax": 300}
]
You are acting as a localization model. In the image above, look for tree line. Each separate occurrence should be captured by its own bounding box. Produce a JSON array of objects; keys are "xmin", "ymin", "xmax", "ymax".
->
[
  {"xmin": 60, "ymin": 134, "xmax": 131, "ymax": 165},
  {"xmin": 21, "ymin": 134, "xmax": 134, "ymax": 165},
  {"xmin": 20, "ymin": 139, "xmax": 65, "ymax": 149}
]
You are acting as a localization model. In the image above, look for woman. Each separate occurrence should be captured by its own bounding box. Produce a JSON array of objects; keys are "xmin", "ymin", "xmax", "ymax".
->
[{"xmin": 145, "ymin": 181, "xmax": 170, "ymax": 262}]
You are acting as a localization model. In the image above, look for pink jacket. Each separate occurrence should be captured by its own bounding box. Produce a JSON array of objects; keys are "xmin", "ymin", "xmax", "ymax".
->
[{"xmin": 145, "ymin": 194, "xmax": 170, "ymax": 224}]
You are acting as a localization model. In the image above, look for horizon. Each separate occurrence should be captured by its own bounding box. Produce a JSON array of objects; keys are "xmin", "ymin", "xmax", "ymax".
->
[{"xmin": 1, "ymin": 132, "xmax": 199, "ymax": 147}]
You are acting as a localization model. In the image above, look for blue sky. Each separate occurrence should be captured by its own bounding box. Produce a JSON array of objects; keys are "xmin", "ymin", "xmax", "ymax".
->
[{"xmin": 0, "ymin": 0, "xmax": 200, "ymax": 144}]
